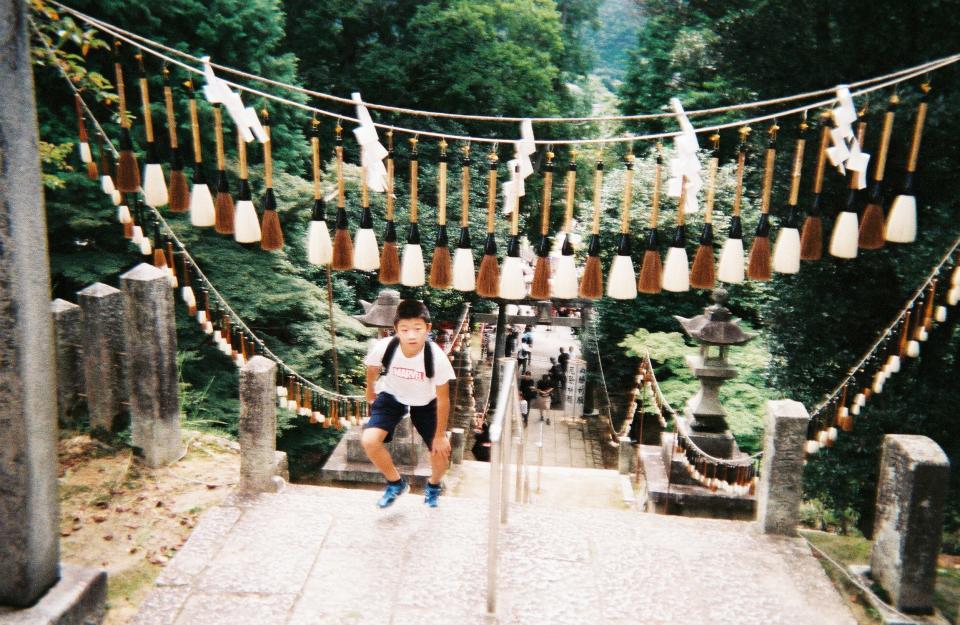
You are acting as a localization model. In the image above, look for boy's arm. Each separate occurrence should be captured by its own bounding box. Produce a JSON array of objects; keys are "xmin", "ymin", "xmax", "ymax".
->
[
  {"xmin": 365, "ymin": 366, "xmax": 380, "ymax": 404},
  {"xmin": 433, "ymin": 382, "xmax": 451, "ymax": 458}
]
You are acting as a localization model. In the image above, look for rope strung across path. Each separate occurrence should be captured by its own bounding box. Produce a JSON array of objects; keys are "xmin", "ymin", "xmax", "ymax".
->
[
  {"xmin": 40, "ymin": 3, "xmax": 960, "ymax": 146},
  {"xmin": 47, "ymin": 0, "xmax": 960, "ymax": 127}
]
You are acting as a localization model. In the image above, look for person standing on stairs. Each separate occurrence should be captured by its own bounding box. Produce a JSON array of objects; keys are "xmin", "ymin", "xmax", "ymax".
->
[
  {"xmin": 362, "ymin": 300, "xmax": 456, "ymax": 509},
  {"xmin": 535, "ymin": 373, "xmax": 554, "ymax": 425}
]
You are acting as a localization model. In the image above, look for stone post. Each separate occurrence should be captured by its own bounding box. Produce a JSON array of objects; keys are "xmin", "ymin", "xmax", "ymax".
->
[
  {"xmin": 870, "ymin": 435, "xmax": 949, "ymax": 613},
  {"xmin": 239, "ymin": 356, "xmax": 281, "ymax": 492},
  {"xmin": 618, "ymin": 436, "xmax": 635, "ymax": 475},
  {"xmin": 51, "ymin": 298, "xmax": 83, "ymax": 425},
  {"xmin": 78, "ymin": 282, "xmax": 127, "ymax": 435},
  {"xmin": 756, "ymin": 400, "xmax": 809, "ymax": 536},
  {"xmin": 121, "ymin": 263, "xmax": 183, "ymax": 468},
  {"xmin": 450, "ymin": 428, "xmax": 465, "ymax": 465},
  {"xmin": 0, "ymin": 0, "xmax": 60, "ymax": 605}
]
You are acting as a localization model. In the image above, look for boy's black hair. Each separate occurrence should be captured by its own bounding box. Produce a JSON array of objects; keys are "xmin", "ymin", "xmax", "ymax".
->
[{"xmin": 393, "ymin": 299, "xmax": 431, "ymax": 325}]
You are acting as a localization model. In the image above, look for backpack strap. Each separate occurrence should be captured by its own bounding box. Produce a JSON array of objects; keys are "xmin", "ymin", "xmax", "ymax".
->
[{"xmin": 380, "ymin": 336, "xmax": 435, "ymax": 380}]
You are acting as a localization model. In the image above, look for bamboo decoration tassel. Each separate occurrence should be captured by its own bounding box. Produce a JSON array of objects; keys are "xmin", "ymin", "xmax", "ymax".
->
[
  {"xmin": 379, "ymin": 133, "xmax": 400, "ymax": 283},
  {"xmin": 353, "ymin": 158, "xmax": 381, "ymax": 271},
  {"xmin": 137, "ymin": 55, "xmax": 168, "ymax": 208},
  {"xmin": 607, "ymin": 154, "xmax": 638, "ymax": 299},
  {"xmin": 307, "ymin": 120, "xmax": 332, "ymax": 265},
  {"xmin": 99, "ymin": 132, "xmax": 115, "ymax": 194},
  {"xmin": 830, "ymin": 116, "xmax": 867, "ymax": 259},
  {"xmin": 718, "ymin": 129, "xmax": 749, "ymax": 283},
  {"xmin": 475, "ymin": 150, "xmax": 500, "ymax": 297},
  {"xmin": 400, "ymin": 137, "xmax": 424, "ymax": 285},
  {"xmin": 498, "ymin": 161, "xmax": 526, "ymax": 300},
  {"xmin": 233, "ymin": 129, "xmax": 261, "ymax": 243},
  {"xmin": 185, "ymin": 79, "xmax": 215, "ymax": 227},
  {"xmin": 113, "ymin": 42, "xmax": 140, "ymax": 193},
  {"xmin": 259, "ymin": 110, "xmax": 284, "ymax": 251},
  {"xmin": 773, "ymin": 120, "xmax": 808, "ymax": 274},
  {"xmin": 886, "ymin": 84, "xmax": 930, "ymax": 243},
  {"xmin": 212, "ymin": 104, "xmax": 235, "ymax": 234},
  {"xmin": 579, "ymin": 158, "xmax": 605, "ymax": 299},
  {"xmin": 662, "ymin": 176, "xmax": 690, "ymax": 292},
  {"xmin": 429, "ymin": 140, "xmax": 453, "ymax": 288},
  {"xmin": 331, "ymin": 126, "xmax": 354, "ymax": 270},
  {"xmin": 747, "ymin": 124, "xmax": 779, "ymax": 280},
  {"xmin": 691, "ymin": 136, "xmax": 719, "ymax": 288},
  {"xmin": 800, "ymin": 114, "xmax": 832, "ymax": 260},
  {"xmin": 162, "ymin": 68, "xmax": 189, "ymax": 212},
  {"xmin": 73, "ymin": 94, "xmax": 97, "ymax": 179},
  {"xmin": 452, "ymin": 145, "xmax": 476, "ymax": 292},
  {"xmin": 530, "ymin": 151, "xmax": 555, "ymax": 300},
  {"xmin": 165, "ymin": 241, "xmax": 178, "ymax": 287},
  {"xmin": 553, "ymin": 153, "xmax": 579, "ymax": 299},
  {"xmin": 638, "ymin": 151, "xmax": 664, "ymax": 294},
  {"xmin": 180, "ymin": 254, "xmax": 197, "ymax": 316},
  {"xmin": 860, "ymin": 95, "xmax": 897, "ymax": 249}
]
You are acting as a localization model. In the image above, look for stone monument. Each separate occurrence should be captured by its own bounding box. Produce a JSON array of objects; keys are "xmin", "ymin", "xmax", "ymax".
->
[{"xmin": 674, "ymin": 288, "xmax": 756, "ymax": 459}]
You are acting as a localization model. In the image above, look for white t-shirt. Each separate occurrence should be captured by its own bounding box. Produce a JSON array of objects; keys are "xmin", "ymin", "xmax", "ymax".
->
[{"xmin": 364, "ymin": 337, "xmax": 456, "ymax": 406}]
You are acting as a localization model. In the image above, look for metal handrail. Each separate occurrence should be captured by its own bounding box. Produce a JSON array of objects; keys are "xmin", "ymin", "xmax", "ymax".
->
[{"xmin": 487, "ymin": 357, "xmax": 521, "ymax": 615}]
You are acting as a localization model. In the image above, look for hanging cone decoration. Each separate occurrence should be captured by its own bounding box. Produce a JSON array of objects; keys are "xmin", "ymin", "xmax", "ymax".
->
[
  {"xmin": 530, "ymin": 151, "xmax": 556, "ymax": 299},
  {"xmin": 554, "ymin": 153, "xmax": 579, "ymax": 299},
  {"xmin": 180, "ymin": 254, "xmax": 197, "ymax": 316},
  {"xmin": 607, "ymin": 153, "xmax": 638, "ymax": 299},
  {"xmin": 773, "ymin": 120, "xmax": 808, "ymax": 274},
  {"xmin": 830, "ymin": 116, "xmax": 868, "ymax": 259},
  {"xmin": 718, "ymin": 129, "xmax": 749, "ymax": 283},
  {"xmin": 161, "ymin": 68, "xmax": 189, "ymax": 212},
  {"xmin": 662, "ymin": 176, "xmax": 690, "ymax": 292},
  {"xmin": 98, "ymin": 133, "xmax": 115, "ymax": 194},
  {"xmin": 747, "ymin": 123, "xmax": 779, "ymax": 280},
  {"xmin": 886, "ymin": 84, "xmax": 930, "ymax": 243},
  {"xmin": 331, "ymin": 126, "xmax": 354, "ymax": 270},
  {"xmin": 165, "ymin": 241, "xmax": 178, "ymax": 287},
  {"xmin": 137, "ymin": 55, "xmax": 168, "ymax": 208},
  {"xmin": 452, "ymin": 145, "xmax": 476, "ymax": 292},
  {"xmin": 233, "ymin": 128, "xmax": 261, "ymax": 243},
  {"xmin": 429, "ymin": 141, "xmax": 453, "ymax": 288},
  {"xmin": 130, "ymin": 198, "xmax": 145, "ymax": 246},
  {"xmin": 400, "ymin": 137, "xmax": 424, "ymax": 284},
  {"xmin": 185, "ymin": 79, "xmax": 215, "ymax": 227},
  {"xmin": 353, "ymin": 160, "xmax": 381, "ymax": 271},
  {"xmin": 152, "ymin": 224, "xmax": 167, "ymax": 271},
  {"xmin": 212, "ymin": 104, "xmax": 235, "ymax": 234},
  {"xmin": 860, "ymin": 95, "xmax": 898, "ymax": 249},
  {"xmin": 498, "ymin": 161, "xmax": 526, "ymax": 300},
  {"xmin": 638, "ymin": 149, "xmax": 664, "ymax": 294},
  {"xmin": 353, "ymin": 126, "xmax": 382, "ymax": 271},
  {"xmin": 73, "ymin": 94, "xmax": 97, "ymax": 179},
  {"xmin": 691, "ymin": 135, "xmax": 719, "ymax": 288},
  {"xmin": 307, "ymin": 120, "xmax": 332, "ymax": 265},
  {"xmin": 801, "ymin": 114, "xmax": 832, "ymax": 260},
  {"xmin": 139, "ymin": 213, "xmax": 154, "ymax": 256},
  {"xmin": 113, "ymin": 42, "xmax": 140, "ymax": 193},
  {"xmin": 259, "ymin": 110, "xmax": 284, "ymax": 251},
  {"xmin": 475, "ymin": 150, "xmax": 501, "ymax": 297},
  {"xmin": 579, "ymin": 157, "xmax": 605, "ymax": 299},
  {"xmin": 379, "ymin": 133, "xmax": 400, "ymax": 283}
]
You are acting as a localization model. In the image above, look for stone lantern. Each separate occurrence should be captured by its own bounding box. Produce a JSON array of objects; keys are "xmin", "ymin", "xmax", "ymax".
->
[
  {"xmin": 673, "ymin": 288, "xmax": 755, "ymax": 459},
  {"xmin": 353, "ymin": 289, "xmax": 400, "ymax": 333}
]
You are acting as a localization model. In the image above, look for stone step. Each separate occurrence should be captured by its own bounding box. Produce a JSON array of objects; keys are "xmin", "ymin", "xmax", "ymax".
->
[{"xmin": 132, "ymin": 481, "xmax": 856, "ymax": 625}]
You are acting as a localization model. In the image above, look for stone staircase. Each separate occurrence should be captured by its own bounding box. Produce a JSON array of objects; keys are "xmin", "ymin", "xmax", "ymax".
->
[{"xmin": 130, "ymin": 481, "xmax": 855, "ymax": 625}]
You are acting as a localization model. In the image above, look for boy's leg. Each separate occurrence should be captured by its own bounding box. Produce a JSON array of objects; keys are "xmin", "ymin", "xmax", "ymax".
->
[
  {"xmin": 410, "ymin": 402, "xmax": 447, "ymax": 485},
  {"xmin": 362, "ymin": 394, "xmax": 405, "ymax": 482}
]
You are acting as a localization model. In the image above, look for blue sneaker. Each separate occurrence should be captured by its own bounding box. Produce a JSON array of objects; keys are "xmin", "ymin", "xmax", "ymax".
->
[
  {"xmin": 377, "ymin": 479, "xmax": 408, "ymax": 509},
  {"xmin": 424, "ymin": 482, "xmax": 442, "ymax": 508}
]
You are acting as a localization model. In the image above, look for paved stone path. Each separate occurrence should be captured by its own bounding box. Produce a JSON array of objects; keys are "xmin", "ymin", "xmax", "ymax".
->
[
  {"xmin": 131, "ymin": 484, "xmax": 856, "ymax": 625},
  {"xmin": 473, "ymin": 323, "xmax": 605, "ymax": 470}
]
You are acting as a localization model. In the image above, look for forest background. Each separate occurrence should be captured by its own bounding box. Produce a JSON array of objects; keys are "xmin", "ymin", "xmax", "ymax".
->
[{"xmin": 30, "ymin": 0, "xmax": 960, "ymax": 544}]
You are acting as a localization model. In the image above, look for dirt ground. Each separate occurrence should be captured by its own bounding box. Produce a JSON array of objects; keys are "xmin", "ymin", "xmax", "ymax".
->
[{"xmin": 57, "ymin": 430, "xmax": 240, "ymax": 625}]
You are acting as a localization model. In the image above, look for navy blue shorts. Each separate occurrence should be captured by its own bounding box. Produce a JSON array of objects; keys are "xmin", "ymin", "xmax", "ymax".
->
[{"xmin": 364, "ymin": 392, "xmax": 438, "ymax": 450}]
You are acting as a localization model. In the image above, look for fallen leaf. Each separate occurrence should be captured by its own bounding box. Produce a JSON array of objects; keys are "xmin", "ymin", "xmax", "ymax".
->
[
  {"xmin": 103, "ymin": 534, "xmax": 113, "ymax": 541},
  {"xmin": 92, "ymin": 515, "xmax": 107, "ymax": 523},
  {"xmin": 60, "ymin": 530, "xmax": 72, "ymax": 537}
]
